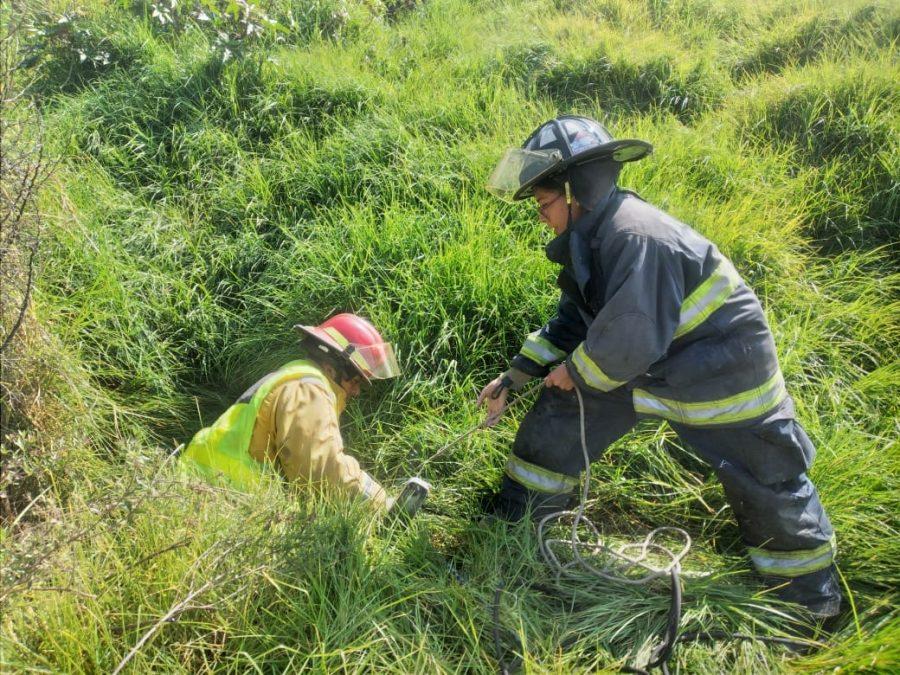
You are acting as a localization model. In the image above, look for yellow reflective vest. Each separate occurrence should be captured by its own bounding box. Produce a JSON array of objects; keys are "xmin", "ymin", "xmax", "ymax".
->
[{"xmin": 180, "ymin": 360, "xmax": 334, "ymax": 491}]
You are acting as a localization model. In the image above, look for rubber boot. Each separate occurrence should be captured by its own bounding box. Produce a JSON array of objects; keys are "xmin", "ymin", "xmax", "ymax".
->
[
  {"xmin": 481, "ymin": 476, "xmax": 575, "ymax": 524},
  {"xmin": 765, "ymin": 564, "xmax": 843, "ymax": 621}
]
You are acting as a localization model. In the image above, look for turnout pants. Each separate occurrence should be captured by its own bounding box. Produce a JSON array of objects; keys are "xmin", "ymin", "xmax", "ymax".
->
[{"xmin": 498, "ymin": 386, "xmax": 841, "ymax": 616}]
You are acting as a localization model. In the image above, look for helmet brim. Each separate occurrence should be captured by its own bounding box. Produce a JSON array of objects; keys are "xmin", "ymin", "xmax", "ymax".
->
[{"xmin": 488, "ymin": 139, "xmax": 653, "ymax": 202}]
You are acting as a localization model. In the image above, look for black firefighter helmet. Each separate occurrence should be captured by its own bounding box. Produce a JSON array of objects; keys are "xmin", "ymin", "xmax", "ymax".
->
[{"xmin": 486, "ymin": 116, "xmax": 652, "ymax": 208}]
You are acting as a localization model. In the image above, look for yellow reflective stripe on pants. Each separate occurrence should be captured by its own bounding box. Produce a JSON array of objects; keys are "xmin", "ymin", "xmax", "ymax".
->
[
  {"xmin": 520, "ymin": 331, "xmax": 567, "ymax": 366},
  {"xmin": 674, "ymin": 260, "xmax": 742, "ymax": 339},
  {"xmin": 506, "ymin": 455, "xmax": 579, "ymax": 494},
  {"xmin": 571, "ymin": 343, "xmax": 626, "ymax": 392},
  {"xmin": 749, "ymin": 536, "xmax": 836, "ymax": 578},
  {"xmin": 633, "ymin": 371, "xmax": 787, "ymax": 426}
]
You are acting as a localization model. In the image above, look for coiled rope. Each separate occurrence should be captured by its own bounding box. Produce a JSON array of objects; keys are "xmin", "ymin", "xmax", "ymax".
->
[
  {"xmin": 527, "ymin": 383, "xmax": 690, "ymax": 674},
  {"xmin": 537, "ymin": 385, "xmax": 691, "ymax": 586}
]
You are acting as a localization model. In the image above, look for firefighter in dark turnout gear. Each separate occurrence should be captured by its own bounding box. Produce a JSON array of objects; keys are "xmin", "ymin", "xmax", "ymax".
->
[{"xmin": 478, "ymin": 116, "xmax": 841, "ymax": 618}]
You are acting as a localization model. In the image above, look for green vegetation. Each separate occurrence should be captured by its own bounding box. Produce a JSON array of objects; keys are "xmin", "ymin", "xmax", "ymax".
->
[{"xmin": 2, "ymin": 0, "xmax": 898, "ymax": 671}]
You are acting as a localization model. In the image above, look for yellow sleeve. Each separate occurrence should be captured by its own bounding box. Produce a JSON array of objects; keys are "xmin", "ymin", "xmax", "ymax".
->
[{"xmin": 270, "ymin": 379, "xmax": 388, "ymax": 508}]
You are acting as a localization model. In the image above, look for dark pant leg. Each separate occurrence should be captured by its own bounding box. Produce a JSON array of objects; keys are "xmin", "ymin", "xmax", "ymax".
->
[
  {"xmin": 492, "ymin": 385, "xmax": 637, "ymax": 521},
  {"xmin": 672, "ymin": 418, "xmax": 841, "ymax": 616}
]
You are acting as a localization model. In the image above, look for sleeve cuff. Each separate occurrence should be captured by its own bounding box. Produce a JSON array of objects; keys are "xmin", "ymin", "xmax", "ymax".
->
[
  {"xmin": 509, "ymin": 353, "xmax": 549, "ymax": 378},
  {"xmin": 519, "ymin": 330, "xmax": 568, "ymax": 366},
  {"xmin": 502, "ymin": 367, "xmax": 535, "ymax": 391}
]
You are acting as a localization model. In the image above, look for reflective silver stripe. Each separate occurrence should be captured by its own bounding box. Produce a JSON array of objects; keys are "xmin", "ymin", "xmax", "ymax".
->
[
  {"xmin": 674, "ymin": 261, "xmax": 742, "ymax": 339},
  {"xmin": 360, "ymin": 472, "xmax": 383, "ymax": 500},
  {"xmin": 296, "ymin": 376, "xmax": 336, "ymax": 403},
  {"xmin": 571, "ymin": 343, "xmax": 626, "ymax": 392},
  {"xmin": 519, "ymin": 331, "xmax": 566, "ymax": 365},
  {"xmin": 297, "ymin": 376, "xmax": 327, "ymax": 385},
  {"xmin": 506, "ymin": 456, "xmax": 579, "ymax": 494},
  {"xmin": 749, "ymin": 536, "xmax": 836, "ymax": 578},
  {"xmin": 633, "ymin": 371, "xmax": 787, "ymax": 426}
]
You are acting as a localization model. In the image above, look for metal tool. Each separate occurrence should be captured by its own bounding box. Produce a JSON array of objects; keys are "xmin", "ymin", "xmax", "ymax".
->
[{"xmin": 391, "ymin": 477, "xmax": 432, "ymax": 516}]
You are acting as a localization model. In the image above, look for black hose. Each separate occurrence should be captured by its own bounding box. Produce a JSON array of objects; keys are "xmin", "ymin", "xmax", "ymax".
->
[
  {"xmin": 620, "ymin": 568, "xmax": 682, "ymax": 674},
  {"xmin": 492, "ymin": 568, "xmax": 820, "ymax": 674},
  {"xmin": 492, "ymin": 571, "xmax": 682, "ymax": 675},
  {"xmin": 492, "ymin": 582, "xmax": 521, "ymax": 675},
  {"xmin": 646, "ymin": 569, "xmax": 683, "ymax": 668}
]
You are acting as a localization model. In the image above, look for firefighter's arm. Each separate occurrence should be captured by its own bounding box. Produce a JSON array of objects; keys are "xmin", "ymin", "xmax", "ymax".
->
[
  {"xmin": 507, "ymin": 290, "xmax": 588, "ymax": 386},
  {"xmin": 271, "ymin": 380, "xmax": 388, "ymax": 507},
  {"xmin": 566, "ymin": 234, "xmax": 684, "ymax": 392},
  {"xmin": 478, "ymin": 291, "xmax": 587, "ymax": 425},
  {"xmin": 478, "ymin": 281, "xmax": 592, "ymax": 425}
]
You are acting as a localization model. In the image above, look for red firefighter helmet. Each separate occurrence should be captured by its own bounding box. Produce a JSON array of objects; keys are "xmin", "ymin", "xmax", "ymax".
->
[{"xmin": 294, "ymin": 313, "xmax": 401, "ymax": 381}]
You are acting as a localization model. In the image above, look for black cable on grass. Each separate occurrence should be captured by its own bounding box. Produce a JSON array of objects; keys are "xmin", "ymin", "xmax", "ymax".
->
[
  {"xmin": 492, "ymin": 581, "xmax": 522, "ymax": 675},
  {"xmin": 619, "ymin": 569, "xmax": 682, "ymax": 675},
  {"xmin": 491, "ymin": 570, "xmax": 682, "ymax": 675}
]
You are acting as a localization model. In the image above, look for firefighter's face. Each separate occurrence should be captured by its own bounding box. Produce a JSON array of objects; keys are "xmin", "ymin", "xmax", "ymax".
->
[
  {"xmin": 341, "ymin": 375, "xmax": 365, "ymax": 398},
  {"xmin": 321, "ymin": 362, "xmax": 365, "ymax": 398},
  {"xmin": 534, "ymin": 187, "xmax": 581, "ymax": 236}
]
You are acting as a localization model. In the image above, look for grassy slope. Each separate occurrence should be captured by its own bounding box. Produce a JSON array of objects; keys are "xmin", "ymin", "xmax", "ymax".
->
[{"xmin": 1, "ymin": 0, "xmax": 898, "ymax": 671}]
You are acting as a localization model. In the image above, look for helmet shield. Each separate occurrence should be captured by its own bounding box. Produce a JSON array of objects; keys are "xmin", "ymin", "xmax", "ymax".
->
[
  {"xmin": 486, "ymin": 148, "xmax": 564, "ymax": 202},
  {"xmin": 350, "ymin": 342, "xmax": 401, "ymax": 380}
]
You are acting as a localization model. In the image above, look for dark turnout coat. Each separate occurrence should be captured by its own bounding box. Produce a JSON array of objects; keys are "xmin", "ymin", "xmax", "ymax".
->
[
  {"xmin": 497, "ymin": 188, "xmax": 839, "ymax": 616},
  {"xmin": 509, "ymin": 189, "xmax": 794, "ymax": 429}
]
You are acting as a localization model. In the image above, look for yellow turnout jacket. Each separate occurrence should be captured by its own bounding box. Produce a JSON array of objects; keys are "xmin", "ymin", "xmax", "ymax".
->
[{"xmin": 180, "ymin": 359, "xmax": 388, "ymax": 507}]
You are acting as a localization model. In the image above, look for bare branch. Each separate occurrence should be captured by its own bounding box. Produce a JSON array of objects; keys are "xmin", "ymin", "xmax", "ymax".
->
[
  {"xmin": 111, "ymin": 578, "xmax": 217, "ymax": 675},
  {"xmin": 0, "ymin": 5, "xmax": 50, "ymax": 359},
  {"xmin": 0, "ymin": 241, "xmax": 36, "ymax": 353}
]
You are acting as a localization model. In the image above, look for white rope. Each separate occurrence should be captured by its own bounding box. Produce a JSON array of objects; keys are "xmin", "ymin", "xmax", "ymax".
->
[{"xmin": 537, "ymin": 385, "xmax": 692, "ymax": 585}]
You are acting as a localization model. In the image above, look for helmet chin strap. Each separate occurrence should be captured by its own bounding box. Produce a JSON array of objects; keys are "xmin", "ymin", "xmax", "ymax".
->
[
  {"xmin": 338, "ymin": 345, "xmax": 365, "ymax": 384},
  {"xmin": 565, "ymin": 178, "xmax": 573, "ymax": 230},
  {"xmin": 305, "ymin": 337, "xmax": 362, "ymax": 385}
]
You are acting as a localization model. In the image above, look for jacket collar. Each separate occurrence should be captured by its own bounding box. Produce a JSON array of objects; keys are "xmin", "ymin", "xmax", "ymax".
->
[
  {"xmin": 544, "ymin": 188, "xmax": 618, "ymax": 296},
  {"xmin": 321, "ymin": 371, "xmax": 348, "ymax": 414}
]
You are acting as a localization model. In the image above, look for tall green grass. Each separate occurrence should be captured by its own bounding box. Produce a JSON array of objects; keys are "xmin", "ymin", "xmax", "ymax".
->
[{"xmin": 2, "ymin": 0, "xmax": 898, "ymax": 672}]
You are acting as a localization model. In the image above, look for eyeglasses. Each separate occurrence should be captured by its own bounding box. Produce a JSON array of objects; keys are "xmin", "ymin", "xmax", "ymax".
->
[{"xmin": 536, "ymin": 193, "xmax": 564, "ymax": 216}]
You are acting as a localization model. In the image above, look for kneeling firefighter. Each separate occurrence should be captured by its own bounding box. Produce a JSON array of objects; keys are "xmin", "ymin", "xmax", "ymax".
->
[
  {"xmin": 477, "ymin": 115, "xmax": 841, "ymax": 618},
  {"xmin": 181, "ymin": 313, "xmax": 428, "ymax": 514}
]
